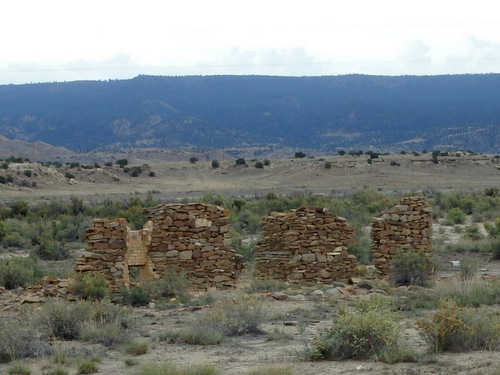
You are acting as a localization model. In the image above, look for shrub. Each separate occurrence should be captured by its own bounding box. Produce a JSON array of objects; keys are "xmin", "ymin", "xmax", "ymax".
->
[
  {"xmin": 445, "ymin": 207, "xmax": 467, "ymax": 225},
  {"xmin": 324, "ymin": 161, "xmax": 332, "ymax": 169},
  {"xmin": 263, "ymin": 159, "xmax": 270, "ymax": 166},
  {"xmin": 149, "ymin": 171, "xmax": 156, "ymax": 177},
  {"xmin": 416, "ymin": 300, "xmax": 500, "ymax": 353},
  {"xmin": 294, "ymin": 152, "xmax": 306, "ymax": 158},
  {"xmin": 389, "ymin": 251, "xmax": 432, "ymax": 287},
  {"xmin": 484, "ymin": 218, "xmax": 500, "ymax": 238},
  {"xmin": 7, "ymin": 362, "xmax": 31, "ymax": 375},
  {"xmin": 308, "ymin": 298, "xmax": 403, "ymax": 361},
  {"xmin": 33, "ymin": 239, "xmax": 69, "ymax": 260},
  {"xmin": 0, "ymin": 257, "xmax": 38, "ymax": 289},
  {"xmin": 458, "ymin": 259, "xmax": 479, "ymax": 280},
  {"xmin": 211, "ymin": 160, "xmax": 220, "ymax": 168},
  {"xmin": 64, "ymin": 172, "xmax": 75, "ymax": 179},
  {"xmin": 0, "ymin": 318, "xmax": 51, "ymax": 363},
  {"xmin": 180, "ymin": 322, "xmax": 224, "ymax": 345},
  {"xmin": 235, "ymin": 158, "xmax": 246, "ymax": 165},
  {"xmin": 69, "ymin": 274, "xmax": 109, "ymax": 300},
  {"xmin": 76, "ymin": 358, "xmax": 98, "ymax": 374},
  {"xmin": 138, "ymin": 362, "xmax": 219, "ymax": 375},
  {"xmin": 254, "ymin": 161, "xmax": 264, "ymax": 168},
  {"xmin": 116, "ymin": 159, "xmax": 128, "ymax": 168},
  {"xmin": 189, "ymin": 157, "xmax": 198, "ymax": 164},
  {"xmin": 78, "ymin": 318, "xmax": 126, "ymax": 347},
  {"xmin": 32, "ymin": 299, "xmax": 130, "ymax": 341},
  {"xmin": 248, "ymin": 365, "xmax": 296, "ymax": 375},
  {"xmin": 44, "ymin": 368, "xmax": 68, "ymax": 375},
  {"xmin": 124, "ymin": 340, "xmax": 149, "ymax": 355},
  {"xmin": 195, "ymin": 296, "xmax": 266, "ymax": 337}
]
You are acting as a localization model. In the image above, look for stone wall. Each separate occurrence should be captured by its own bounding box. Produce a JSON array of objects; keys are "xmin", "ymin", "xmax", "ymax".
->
[
  {"xmin": 75, "ymin": 218, "xmax": 128, "ymax": 292},
  {"xmin": 254, "ymin": 206, "xmax": 357, "ymax": 285},
  {"xmin": 76, "ymin": 203, "xmax": 243, "ymax": 291},
  {"xmin": 370, "ymin": 197, "xmax": 432, "ymax": 275},
  {"xmin": 144, "ymin": 203, "xmax": 244, "ymax": 289}
]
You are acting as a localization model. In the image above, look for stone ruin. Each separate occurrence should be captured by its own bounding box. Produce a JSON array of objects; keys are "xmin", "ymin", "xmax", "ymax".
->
[
  {"xmin": 370, "ymin": 196, "xmax": 433, "ymax": 275},
  {"xmin": 75, "ymin": 203, "xmax": 244, "ymax": 291},
  {"xmin": 75, "ymin": 197, "xmax": 433, "ymax": 292},
  {"xmin": 254, "ymin": 206, "xmax": 358, "ymax": 285}
]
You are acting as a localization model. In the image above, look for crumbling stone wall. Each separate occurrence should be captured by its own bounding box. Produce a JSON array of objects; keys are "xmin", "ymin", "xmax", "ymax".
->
[
  {"xmin": 144, "ymin": 203, "xmax": 243, "ymax": 289},
  {"xmin": 254, "ymin": 206, "xmax": 357, "ymax": 285},
  {"xmin": 370, "ymin": 197, "xmax": 432, "ymax": 275},
  {"xmin": 75, "ymin": 218, "xmax": 129, "ymax": 292},
  {"xmin": 76, "ymin": 203, "xmax": 243, "ymax": 290}
]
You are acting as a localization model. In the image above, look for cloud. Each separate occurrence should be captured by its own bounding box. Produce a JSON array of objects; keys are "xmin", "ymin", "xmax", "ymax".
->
[
  {"xmin": 0, "ymin": 54, "xmax": 143, "ymax": 84},
  {"xmin": 202, "ymin": 47, "xmax": 327, "ymax": 76}
]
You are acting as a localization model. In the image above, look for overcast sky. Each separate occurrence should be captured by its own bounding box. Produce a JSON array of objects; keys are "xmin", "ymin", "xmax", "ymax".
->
[{"xmin": 1, "ymin": 0, "xmax": 499, "ymax": 84}]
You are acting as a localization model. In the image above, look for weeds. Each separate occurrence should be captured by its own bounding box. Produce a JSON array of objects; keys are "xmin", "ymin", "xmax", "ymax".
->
[
  {"xmin": 389, "ymin": 251, "xmax": 433, "ymax": 287},
  {"xmin": 137, "ymin": 362, "xmax": 219, "ymax": 375},
  {"xmin": 76, "ymin": 358, "xmax": 98, "ymax": 374},
  {"xmin": 416, "ymin": 300, "xmax": 500, "ymax": 353},
  {"xmin": 7, "ymin": 362, "xmax": 31, "ymax": 375},
  {"xmin": 306, "ymin": 296, "xmax": 415, "ymax": 362},
  {"xmin": 124, "ymin": 341, "xmax": 149, "ymax": 356},
  {"xmin": 248, "ymin": 365, "xmax": 296, "ymax": 375}
]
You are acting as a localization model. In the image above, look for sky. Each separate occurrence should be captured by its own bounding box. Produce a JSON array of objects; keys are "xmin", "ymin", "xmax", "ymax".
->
[{"xmin": 1, "ymin": 0, "xmax": 500, "ymax": 84}]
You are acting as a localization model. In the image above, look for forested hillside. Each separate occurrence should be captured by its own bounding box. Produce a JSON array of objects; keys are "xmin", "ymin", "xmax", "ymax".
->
[{"xmin": 0, "ymin": 74, "xmax": 499, "ymax": 152}]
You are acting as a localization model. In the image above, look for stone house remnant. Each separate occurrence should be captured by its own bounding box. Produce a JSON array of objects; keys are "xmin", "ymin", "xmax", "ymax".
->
[
  {"xmin": 370, "ymin": 197, "xmax": 432, "ymax": 275},
  {"xmin": 75, "ymin": 203, "xmax": 243, "ymax": 291},
  {"xmin": 254, "ymin": 206, "xmax": 358, "ymax": 285}
]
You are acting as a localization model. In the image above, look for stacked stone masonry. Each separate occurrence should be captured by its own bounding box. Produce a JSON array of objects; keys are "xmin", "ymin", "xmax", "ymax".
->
[
  {"xmin": 254, "ymin": 206, "xmax": 358, "ymax": 285},
  {"xmin": 370, "ymin": 196, "xmax": 432, "ymax": 275},
  {"xmin": 76, "ymin": 203, "xmax": 243, "ymax": 291},
  {"xmin": 75, "ymin": 218, "xmax": 129, "ymax": 292},
  {"xmin": 144, "ymin": 203, "xmax": 243, "ymax": 289}
]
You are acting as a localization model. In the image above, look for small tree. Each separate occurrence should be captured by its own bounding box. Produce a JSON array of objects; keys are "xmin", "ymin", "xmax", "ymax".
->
[
  {"xmin": 116, "ymin": 159, "xmax": 128, "ymax": 168},
  {"xmin": 294, "ymin": 152, "xmax": 306, "ymax": 158},
  {"xmin": 338, "ymin": 150, "xmax": 346, "ymax": 156},
  {"xmin": 235, "ymin": 158, "xmax": 246, "ymax": 166}
]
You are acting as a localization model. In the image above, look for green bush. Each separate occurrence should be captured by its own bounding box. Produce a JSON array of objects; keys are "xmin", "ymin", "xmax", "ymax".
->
[
  {"xmin": 308, "ymin": 298, "xmax": 405, "ymax": 361},
  {"xmin": 69, "ymin": 274, "xmax": 109, "ymax": 301},
  {"xmin": 0, "ymin": 257, "xmax": 38, "ymax": 289},
  {"xmin": 211, "ymin": 160, "xmax": 220, "ymax": 168},
  {"xmin": 389, "ymin": 251, "xmax": 433, "ymax": 287},
  {"xmin": 445, "ymin": 207, "xmax": 467, "ymax": 225},
  {"xmin": 124, "ymin": 340, "xmax": 149, "ymax": 355},
  {"xmin": 76, "ymin": 358, "xmax": 98, "ymax": 374},
  {"xmin": 33, "ymin": 239, "xmax": 69, "ymax": 260},
  {"xmin": 254, "ymin": 161, "xmax": 264, "ymax": 168},
  {"xmin": 417, "ymin": 300, "xmax": 500, "ymax": 353},
  {"xmin": 235, "ymin": 158, "xmax": 246, "ymax": 165},
  {"xmin": 7, "ymin": 362, "xmax": 31, "ymax": 375}
]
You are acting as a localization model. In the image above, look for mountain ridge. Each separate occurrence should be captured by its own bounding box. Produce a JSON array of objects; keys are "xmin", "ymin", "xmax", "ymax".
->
[{"xmin": 0, "ymin": 74, "xmax": 499, "ymax": 153}]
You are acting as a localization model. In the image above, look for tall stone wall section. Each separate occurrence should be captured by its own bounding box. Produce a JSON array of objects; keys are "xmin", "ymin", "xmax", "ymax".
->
[
  {"xmin": 254, "ymin": 206, "xmax": 357, "ymax": 285},
  {"xmin": 144, "ymin": 203, "xmax": 243, "ymax": 289},
  {"xmin": 370, "ymin": 197, "xmax": 432, "ymax": 275},
  {"xmin": 75, "ymin": 218, "xmax": 128, "ymax": 292},
  {"xmin": 76, "ymin": 203, "xmax": 243, "ymax": 291}
]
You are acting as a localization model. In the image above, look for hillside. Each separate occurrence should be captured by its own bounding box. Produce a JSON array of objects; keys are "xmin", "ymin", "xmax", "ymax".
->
[{"xmin": 0, "ymin": 74, "xmax": 499, "ymax": 153}]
